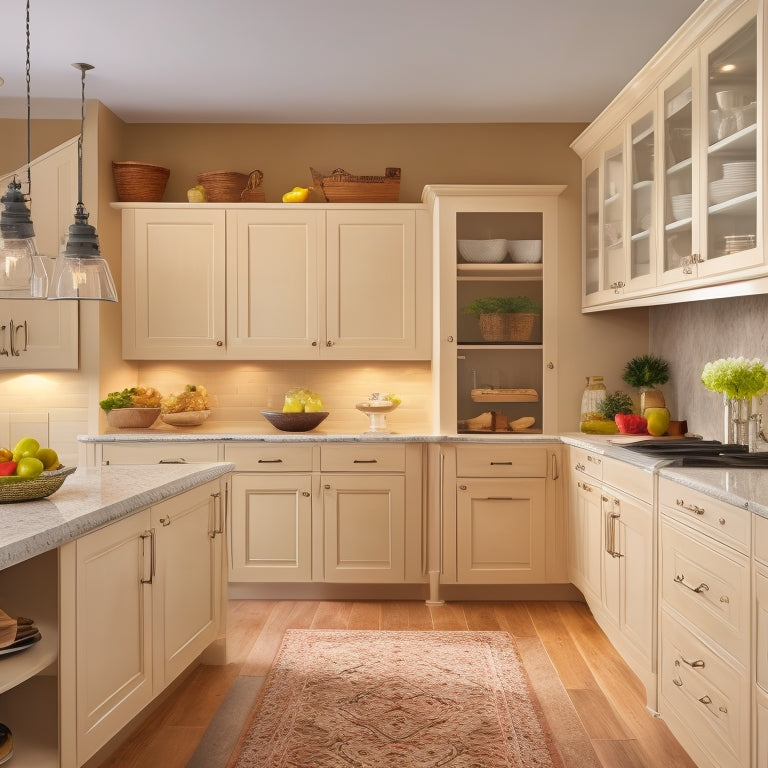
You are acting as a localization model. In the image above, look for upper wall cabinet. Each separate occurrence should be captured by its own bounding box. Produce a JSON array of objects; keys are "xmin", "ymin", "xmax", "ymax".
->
[
  {"xmin": 572, "ymin": 0, "xmax": 764, "ymax": 310},
  {"xmin": 118, "ymin": 204, "xmax": 431, "ymax": 361}
]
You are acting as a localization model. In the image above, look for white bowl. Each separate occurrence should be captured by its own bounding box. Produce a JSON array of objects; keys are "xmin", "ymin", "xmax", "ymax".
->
[
  {"xmin": 457, "ymin": 239, "xmax": 507, "ymax": 263},
  {"xmin": 160, "ymin": 410, "xmax": 211, "ymax": 427},
  {"xmin": 506, "ymin": 240, "xmax": 542, "ymax": 263},
  {"xmin": 715, "ymin": 90, "xmax": 744, "ymax": 109}
]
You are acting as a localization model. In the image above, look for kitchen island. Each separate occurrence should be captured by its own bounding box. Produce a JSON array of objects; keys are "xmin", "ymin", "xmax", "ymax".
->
[{"xmin": 0, "ymin": 460, "xmax": 233, "ymax": 768}]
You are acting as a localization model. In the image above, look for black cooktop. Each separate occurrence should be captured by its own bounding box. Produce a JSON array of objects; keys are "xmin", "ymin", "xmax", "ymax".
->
[{"xmin": 621, "ymin": 439, "xmax": 768, "ymax": 467}]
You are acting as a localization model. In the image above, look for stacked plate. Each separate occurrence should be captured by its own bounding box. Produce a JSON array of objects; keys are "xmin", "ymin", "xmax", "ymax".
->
[
  {"xmin": 671, "ymin": 193, "xmax": 692, "ymax": 220},
  {"xmin": 723, "ymin": 234, "xmax": 756, "ymax": 254},
  {"xmin": 709, "ymin": 162, "xmax": 756, "ymax": 205}
]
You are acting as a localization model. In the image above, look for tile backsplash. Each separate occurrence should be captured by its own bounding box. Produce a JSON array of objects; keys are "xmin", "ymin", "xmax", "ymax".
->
[{"xmin": 650, "ymin": 293, "xmax": 768, "ymax": 443}]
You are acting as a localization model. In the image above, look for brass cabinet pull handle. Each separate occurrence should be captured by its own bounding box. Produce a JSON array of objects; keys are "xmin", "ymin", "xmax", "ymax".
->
[
  {"xmin": 676, "ymin": 498, "xmax": 705, "ymax": 515},
  {"xmin": 212, "ymin": 491, "xmax": 223, "ymax": 536},
  {"xmin": 673, "ymin": 676, "xmax": 683, "ymax": 687},
  {"xmin": 258, "ymin": 458, "xmax": 283, "ymax": 463},
  {"xmin": 674, "ymin": 573, "xmax": 709, "ymax": 593},
  {"xmin": 490, "ymin": 461, "xmax": 513, "ymax": 465},
  {"xmin": 140, "ymin": 530, "xmax": 156, "ymax": 584},
  {"xmin": 577, "ymin": 481, "xmax": 593, "ymax": 492},
  {"xmin": 575, "ymin": 462, "xmax": 585, "ymax": 471},
  {"xmin": 698, "ymin": 695, "xmax": 712, "ymax": 705},
  {"xmin": 679, "ymin": 656, "xmax": 705, "ymax": 668},
  {"xmin": 353, "ymin": 459, "xmax": 378, "ymax": 463},
  {"xmin": 302, "ymin": 491, "xmax": 310, "ymax": 497}
]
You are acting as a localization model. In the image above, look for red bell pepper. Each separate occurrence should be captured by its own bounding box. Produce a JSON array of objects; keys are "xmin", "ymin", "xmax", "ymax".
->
[{"xmin": 0, "ymin": 461, "xmax": 17, "ymax": 476}]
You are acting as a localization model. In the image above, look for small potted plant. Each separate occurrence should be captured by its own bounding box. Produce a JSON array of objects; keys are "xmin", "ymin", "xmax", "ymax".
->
[
  {"xmin": 463, "ymin": 296, "xmax": 542, "ymax": 342},
  {"xmin": 621, "ymin": 354, "xmax": 670, "ymax": 412}
]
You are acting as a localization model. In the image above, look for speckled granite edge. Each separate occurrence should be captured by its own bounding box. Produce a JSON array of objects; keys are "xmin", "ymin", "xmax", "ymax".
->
[{"xmin": 0, "ymin": 462, "xmax": 234, "ymax": 570}]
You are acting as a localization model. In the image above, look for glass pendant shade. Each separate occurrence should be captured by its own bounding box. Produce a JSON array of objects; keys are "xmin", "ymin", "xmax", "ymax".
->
[
  {"xmin": 48, "ymin": 204, "xmax": 117, "ymax": 301},
  {"xmin": 0, "ymin": 180, "xmax": 48, "ymax": 298}
]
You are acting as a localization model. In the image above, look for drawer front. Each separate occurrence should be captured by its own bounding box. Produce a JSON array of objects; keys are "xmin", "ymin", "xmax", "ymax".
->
[
  {"xmin": 320, "ymin": 443, "xmax": 406, "ymax": 472},
  {"xmin": 602, "ymin": 457, "xmax": 652, "ymax": 503},
  {"xmin": 568, "ymin": 446, "xmax": 603, "ymax": 481},
  {"xmin": 660, "ymin": 610, "xmax": 749, "ymax": 768},
  {"xmin": 456, "ymin": 444, "xmax": 547, "ymax": 478},
  {"xmin": 659, "ymin": 477, "xmax": 749, "ymax": 553},
  {"xmin": 224, "ymin": 443, "xmax": 314, "ymax": 472},
  {"xmin": 660, "ymin": 517, "xmax": 749, "ymax": 662},
  {"xmin": 101, "ymin": 442, "xmax": 219, "ymax": 465}
]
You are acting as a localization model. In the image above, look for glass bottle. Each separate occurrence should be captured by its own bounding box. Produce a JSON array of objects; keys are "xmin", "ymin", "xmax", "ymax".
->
[{"xmin": 580, "ymin": 376, "xmax": 607, "ymax": 430}]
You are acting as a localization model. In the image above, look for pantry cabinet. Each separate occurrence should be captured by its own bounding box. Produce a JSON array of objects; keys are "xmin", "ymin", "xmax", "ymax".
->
[
  {"xmin": 573, "ymin": 0, "xmax": 765, "ymax": 310},
  {"xmin": 59, "ymin": 479, "xmax": 224, "ymax": 766},
  {"xmin": 422, "ymin": 185, "xmax": 564, "ymax": 435},
  {"xmin": 119, "ymin": 203, "xmax": 431, "ymax": 361}
]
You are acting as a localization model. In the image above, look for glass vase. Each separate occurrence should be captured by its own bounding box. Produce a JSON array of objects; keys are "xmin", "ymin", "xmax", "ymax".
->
[{"xmin": 726, "ymin": 396, "xmax": 752, "ymax": 448}]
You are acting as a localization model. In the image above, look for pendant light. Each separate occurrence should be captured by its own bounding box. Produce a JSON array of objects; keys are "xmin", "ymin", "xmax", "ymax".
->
[
  {"xmin": 48, "ymin": 63, "xmax": 117, "ymax": 301},
  {"xmin": 0, "ymin": 0, "xmax": 48, "ymax": 299}
]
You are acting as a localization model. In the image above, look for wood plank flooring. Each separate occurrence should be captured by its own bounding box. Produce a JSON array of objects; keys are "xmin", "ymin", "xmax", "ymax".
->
[{"xmin": 96, "ymin": 600, "xmax": 697, "ymax": 768}]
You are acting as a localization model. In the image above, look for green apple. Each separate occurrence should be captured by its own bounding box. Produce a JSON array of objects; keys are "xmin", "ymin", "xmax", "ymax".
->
[
  {"xmin": 16, "ymin": 456, "xmax": 44, "ymax": 479},
  {"xmin": 12, "ymin": 437, "xmax": 40, "ymax": 462},
  {"xmin": 644, "ymin": 407, "xmax": 670, "ymax": 436}
]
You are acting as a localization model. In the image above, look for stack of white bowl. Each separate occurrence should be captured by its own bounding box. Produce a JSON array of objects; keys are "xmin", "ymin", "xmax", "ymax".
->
[{"xmin": 671, "ymin": 193, "xmax": 692, "ymax": 221}]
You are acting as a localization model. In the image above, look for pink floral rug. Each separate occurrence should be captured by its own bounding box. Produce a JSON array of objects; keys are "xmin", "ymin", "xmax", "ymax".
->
[{"xmin": 228, "ymin": 630, "xmax": 565, "ymax": 767}]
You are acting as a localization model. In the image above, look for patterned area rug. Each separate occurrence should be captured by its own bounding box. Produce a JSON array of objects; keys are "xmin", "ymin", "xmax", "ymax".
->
[{"xmin": 228, "ymin": 630, "xmax": 565, "ymax": 767}]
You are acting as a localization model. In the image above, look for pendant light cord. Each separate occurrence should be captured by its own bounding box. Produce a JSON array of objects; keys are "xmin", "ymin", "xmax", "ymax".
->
[
  {"xmin": 25, "ymin": 0, "xmax": 31, "ymax": 198},
  {"xmin": 77, "ymin": 66, "xmax": 85, "ymax": 208}
]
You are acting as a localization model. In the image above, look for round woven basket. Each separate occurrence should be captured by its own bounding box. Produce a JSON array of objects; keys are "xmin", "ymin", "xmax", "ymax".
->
[
  {"xmin": 112, "ymin": 162, "xmax": 170, "ymax": 202},
  {"xmin": 0, "ymin": 465, "xmax": 76, "ymax": 503},
  {"xmin": 479, "ymin": 312, "xmax": 536, "ymax": 342},
  {"xmin": 197, "ymin": 170, "xmax": 250, "ymax": 202}
]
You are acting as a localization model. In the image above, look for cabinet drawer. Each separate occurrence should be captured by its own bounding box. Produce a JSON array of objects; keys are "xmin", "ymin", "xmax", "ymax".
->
[
  {"xmin": 456, "ymin": 444, "xmax": 547, "ymax": 478},
  {"xmin": 568, "ymin": 446, "xmax": 603, "ymax": 481},
  {"xmin": 659, "ymin": 477, "xmax": 749, "ymax": 552},
  {"xmin": 660, "ymin": 610, "xmax": 749, "ymax": 768},
  {"xmin": 660, "ymin": 516, "xmax": 749, "ymax": 662},
  {"xmin": 320, "ymin": 443, "xmax": 405, "ymax": 472},
  {"xmin": 602, "ymin": 457, "xmax": 652, "ymax": 502},
  {"xmin": 224, "ymin": 443, "xmax": 315, "ymax": 471},
  {"xmin": 101, "ymin": 442, "xmax": 219, "ymax": 465}
]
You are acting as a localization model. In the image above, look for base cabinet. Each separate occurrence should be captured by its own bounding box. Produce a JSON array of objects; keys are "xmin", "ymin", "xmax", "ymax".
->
[{"xmin": 60, "ymin": 480, "xmax": 223, "ymax": 767}]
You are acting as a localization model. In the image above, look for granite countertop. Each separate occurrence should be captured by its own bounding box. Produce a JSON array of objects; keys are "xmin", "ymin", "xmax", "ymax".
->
[{"xmin": 0, "ymin": 462, "xmax": 234, "ymax": 571}]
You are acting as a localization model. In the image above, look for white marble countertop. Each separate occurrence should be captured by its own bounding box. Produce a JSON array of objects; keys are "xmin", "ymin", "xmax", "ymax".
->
[{"xmin": 0, "ymin": 462, "xmax": 234, "ymax": 571}]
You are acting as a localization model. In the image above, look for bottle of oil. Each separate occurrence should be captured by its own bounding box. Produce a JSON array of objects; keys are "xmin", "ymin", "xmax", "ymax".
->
[{"xmin": 580, "ymin": 375, "xmax": 607, "ymax": 430}]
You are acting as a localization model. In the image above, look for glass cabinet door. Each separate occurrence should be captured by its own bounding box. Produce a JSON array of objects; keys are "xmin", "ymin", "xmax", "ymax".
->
[
  {"xmin": 700, "ymin": 11, "xmax": 759, "ymax": 276},
  {"xmin": 660, "ymin": 59, "xmax": 698, "ymax": 284},
  {"xmin": 602, "ymin": 138, "xmax": 625, "ymax": 294},
  {"xmin": 628, "ymin": 103, "xmax": 656, "ymax": 291},
  {"xmin": 584, "ymin": 167, "xmax": 600, "ymax": 299}
]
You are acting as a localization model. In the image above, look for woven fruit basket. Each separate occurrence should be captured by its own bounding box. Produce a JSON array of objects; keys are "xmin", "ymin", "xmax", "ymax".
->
[
  {"xmin": 310, "ymin": 167, "xmax": 400, "ymax": 203},
  {"xmin": 112, "ymin": 162, "xmax": 170, "ymax": 202},
  {"xmin": 0, "ymin": 465, "xmax": 76, "ymax": 503}
]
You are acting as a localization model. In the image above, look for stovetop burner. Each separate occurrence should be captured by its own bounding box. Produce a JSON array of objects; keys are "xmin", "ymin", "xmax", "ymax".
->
[{"xmin": 620, "ymin": 438, "xmax": 768, "ymax": 468}]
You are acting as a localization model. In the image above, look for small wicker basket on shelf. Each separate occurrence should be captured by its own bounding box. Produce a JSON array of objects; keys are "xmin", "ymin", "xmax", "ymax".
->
[
  {"xmin": 112, "ymin": 161, "xmax": 170, "ymax": 202},
  {"xmin": 197, "ymin": 170, "xmax": 256, "ymax": 202},
  {"xmin": 310, "ymin": 167, "xmax": 400, "ymax": 203},
  {"xmin": 478, "ymin": 312, "xmax": 536, "ymax": 342}
]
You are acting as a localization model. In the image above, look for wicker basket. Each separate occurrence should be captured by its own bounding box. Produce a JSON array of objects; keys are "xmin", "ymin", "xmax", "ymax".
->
[
  {"xmin": 112, "ymin": 162, "xmax": 170, "ymax": 202},
  {"xmin": 240, "ymin": 170, "xmax": 265, "ymax": 202},
  {"xmin": 478, "ymin": 312, "xmax": 536, "ymax": 342},
  {"xmin": 310, "ymin": 167, "xmax": 400, "ymax": 203},
  {"xmin": 197, "ymin": 170, "xmax": 251, "ymax": 202}
]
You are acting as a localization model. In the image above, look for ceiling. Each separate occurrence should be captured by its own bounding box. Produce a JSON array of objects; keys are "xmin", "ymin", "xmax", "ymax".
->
[{"xmin": 0, "ymin": 0, "xmax": 704, "ymax": 124}]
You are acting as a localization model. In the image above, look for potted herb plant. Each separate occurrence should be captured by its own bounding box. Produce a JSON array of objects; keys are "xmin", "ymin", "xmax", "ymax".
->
[
  {"xmin": 621, "ymin": 354, "xmax": 670, "ymax": 411},
  {"xmin": 463, "ymin": 296, "xmax": 542, "ymax": 342}
]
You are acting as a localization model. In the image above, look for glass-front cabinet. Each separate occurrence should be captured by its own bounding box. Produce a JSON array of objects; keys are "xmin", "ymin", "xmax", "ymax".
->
[
  {"xmin": 422, "ymin": 185, "xmax": 564, "ymax": 434},
  {"xmin": 574, "ymin": 0, "xmax": 764, "ymax": 309}
]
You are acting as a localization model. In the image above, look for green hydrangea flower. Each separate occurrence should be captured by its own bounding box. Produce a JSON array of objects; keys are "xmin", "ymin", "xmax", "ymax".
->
[{"xmin": 701, "ymin": 357, "xmax": 768, "ymax": 399}]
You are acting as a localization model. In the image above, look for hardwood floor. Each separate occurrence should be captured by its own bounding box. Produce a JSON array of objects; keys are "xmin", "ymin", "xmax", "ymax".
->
[{"xmin": 97, "ymin": 600, "xmax": 697, "ymax": 768}]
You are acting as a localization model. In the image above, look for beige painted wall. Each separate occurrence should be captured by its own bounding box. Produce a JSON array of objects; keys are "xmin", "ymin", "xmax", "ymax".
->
[{"xmin": 0, "ymin": 119, "xmax": 79, "ymax": 175}]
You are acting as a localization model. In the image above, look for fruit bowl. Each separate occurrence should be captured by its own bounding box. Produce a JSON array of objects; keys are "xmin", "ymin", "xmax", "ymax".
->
[
  {"xmin": 0, "ymin": 465, "xmax": 76, "ymax": 503},
  {"xmin": 356, "ymin": 400, "xmax": 400, "ymax": 432},
  {"xmin": 106, "ymin": 407, "xmax": 161, "ymax": 429},
  {"xmin": 260, "ymin": 411, "xmax": 329, "ymax": 432},
  {"xmin": 160, "ymin": 410, "xmax": 211, "ymax": 427}
]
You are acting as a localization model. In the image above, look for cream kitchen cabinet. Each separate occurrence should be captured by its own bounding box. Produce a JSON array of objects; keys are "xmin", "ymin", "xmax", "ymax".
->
[
  {"xmin": 573, "ymin": 0, "xmax": 765, "ymax": 310},
  {"xmin": 752, "ymin": 513, "xmax": 768, "ymax": 764},
  {"xmin": 227, "ymin": 206, "xmax": 431, "ymax": 360},
  {"xmin": 119, "ymin": 203, "xmax": 430, "ymax": 361},
  {"xmin": 0, "ymin": 299, "xmax": 78, "ymax": 369},
  {"xmin": 658, "ymin": 476, "xmax": 750, "ymax": 768},
  {"xmin": 226, "ymin": 443, "xmax": 315, "ymax": 583},
  {"xmin": 437, "ymin": 442, "xmax": 564, "ymax": 587},
  {"xmin": 423, "ymin": 185, "xmax": 564, "ymax": 434},
  {"xmin": 59, "ymin": 479, "xmax": 224, "ymax": 767},
  {"xmin": 225, "ymin": 442, "xmax": 424, "ymax": 586},
  {"xmin": 121, "ymin": 207, "xmax": 227, "ymax": 359}
]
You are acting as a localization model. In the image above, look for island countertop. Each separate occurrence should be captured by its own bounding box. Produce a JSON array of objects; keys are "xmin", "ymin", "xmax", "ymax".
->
[{"xmin": 0, "ymin": 462, "xmax": 234, "ymax": 570}]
